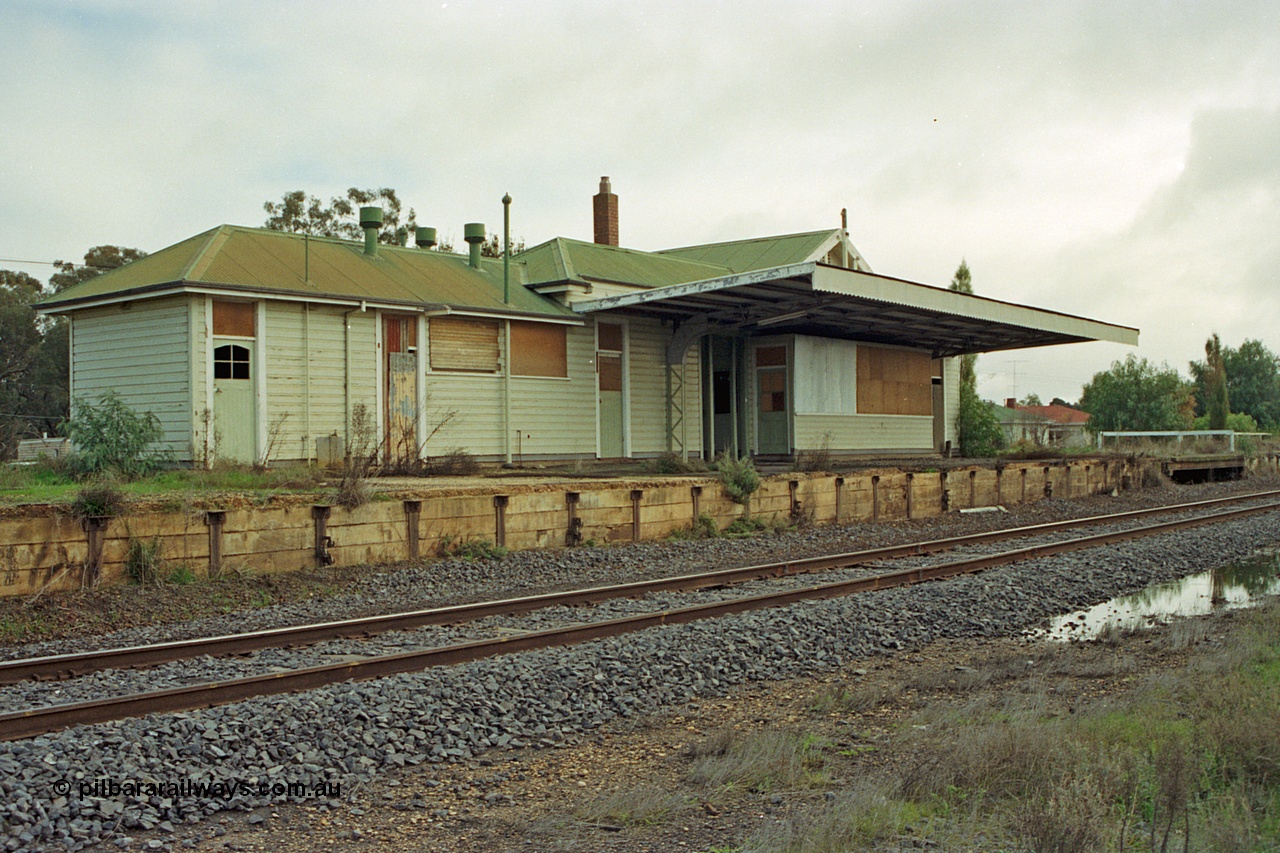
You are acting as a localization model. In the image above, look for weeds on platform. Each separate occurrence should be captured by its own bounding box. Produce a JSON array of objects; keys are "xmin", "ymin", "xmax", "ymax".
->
[{"xmin": 437, "ymin": 534, "xmax": 508, "ymax": 561}]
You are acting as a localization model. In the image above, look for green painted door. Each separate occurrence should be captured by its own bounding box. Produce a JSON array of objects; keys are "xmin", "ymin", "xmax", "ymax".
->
[
  {"xmin": 213, "ymin": 342, "xmax": 255, "ymax": 463},
  {"xmin": 598, "ymin": 352, "xmax": 624, "ymax": 457},
  {"xmin": 757, "ymin": 366, "xmax": 789, "ymax": 454}
]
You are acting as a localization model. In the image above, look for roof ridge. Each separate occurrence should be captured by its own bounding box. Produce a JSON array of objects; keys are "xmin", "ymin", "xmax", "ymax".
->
[
  {"xmin": 181, "ymin": 225, "xmax": 233, "ymax": 282},
  {"xmin": 553, "ymin": 236, "xmax": 731, "ymax": 271},
  {"xmin": 655, "ymin": 228, "xmax": 838, "ymax": 254},
  {"xmin": 554, "ymin": 237, "xmax": 576, "ymax": 281}
]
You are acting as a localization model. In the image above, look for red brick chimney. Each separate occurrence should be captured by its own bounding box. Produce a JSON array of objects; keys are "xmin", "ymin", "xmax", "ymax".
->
[
  {"xmin": 1006, "ymin": 398, "xmax": 1018, "ymax": 409},
  {"xmin": 593, "ymin": 176, "xmax": 619, "ymax": 246}
]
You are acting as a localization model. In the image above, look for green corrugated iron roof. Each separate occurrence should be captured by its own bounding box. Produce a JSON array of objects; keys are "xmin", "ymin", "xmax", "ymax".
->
[
  {"xmin": 518, "ymin": 237, "xmax": 730, "ymax": 288},
  {"xmin": 37, "ymin": 223, "xmax": 843, "ymax": 315},
  {"xmin": 38, "ymin": 226, "xmax": 572, "ymax": 318},
  {"xmin": 656, "ymin": 230, "xmax": 836, "ymax": 273}
]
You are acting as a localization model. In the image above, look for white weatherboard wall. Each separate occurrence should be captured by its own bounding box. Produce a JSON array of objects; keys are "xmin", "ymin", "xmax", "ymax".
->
[
  {"xmin": 260, "ymin": 302, "xmax": 356, "ymax": 463},
  {"xmin": 943, "ymin": 356, "xmax": 960, "ymax": 448},
  {"xmin": 507, "ymin": 324, "xmax": 596, "ymax": 458},
  {"xmin": 628, "ymin": 317, "xmax": 702, "ymax": 457},
  {"xmin": 71, "ymin": 295, "xmax": 193, "ymax": 457},
  {"xmin": 190, "ymin": 296, "xmax": 208, "ymax": 461}
]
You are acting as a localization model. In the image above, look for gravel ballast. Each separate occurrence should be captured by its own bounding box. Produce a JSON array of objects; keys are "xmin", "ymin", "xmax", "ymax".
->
[
  {"xmin": 2, "ymin": 502, "xmax": 1278, "ymax": 851},
  {"xmin": 4, "ymin": 494, "xmax": 1278, "ymax": 713}
]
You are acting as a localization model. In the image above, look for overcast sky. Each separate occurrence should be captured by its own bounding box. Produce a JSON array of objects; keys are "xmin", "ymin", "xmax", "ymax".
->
[{"xmin": 2, "ymin": 1, "xmax": 1277, "ymax": 404}]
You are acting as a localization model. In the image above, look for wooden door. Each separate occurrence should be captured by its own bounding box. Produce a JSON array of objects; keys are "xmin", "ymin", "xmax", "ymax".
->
[
  {"xmin": 597, "ymin": 322, "xmax": 625, "ymax": 458},
  {"xmin": 213, "ymin": 342, "xmax": 255, "ymax": 463},
  {"xmin": 384, "ymin": 316, "xmax": 418, "ymax": 463}
]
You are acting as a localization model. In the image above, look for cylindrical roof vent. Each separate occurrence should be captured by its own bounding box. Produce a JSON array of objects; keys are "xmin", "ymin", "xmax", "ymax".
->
[
  {"xmin": 415, "ymin": 226, "xmax": 437, "ymax": 249},
  {"xmin": 464, "ymin": 222, "xmax": 486, "ymax": 269},
  {"xmin": 359, "ymin": 206, "xmax": 383, "ymax": 256}
]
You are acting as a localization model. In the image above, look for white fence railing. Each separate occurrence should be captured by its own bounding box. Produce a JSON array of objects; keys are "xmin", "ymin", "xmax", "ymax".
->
[{"xmin": 1096, "ymin": 430, "xmax": 1238, "ymax": 451}]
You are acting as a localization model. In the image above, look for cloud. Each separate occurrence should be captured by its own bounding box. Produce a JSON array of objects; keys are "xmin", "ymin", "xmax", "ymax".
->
[{"xmin": 1, "ymin": 0, "xmax": 1277, "ymax": 409}]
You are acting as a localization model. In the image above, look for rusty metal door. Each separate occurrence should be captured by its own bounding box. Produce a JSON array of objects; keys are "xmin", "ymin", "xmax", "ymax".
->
[{"xmin": 384, "ymin": 316, "xmax": 418, "ymax": 464}]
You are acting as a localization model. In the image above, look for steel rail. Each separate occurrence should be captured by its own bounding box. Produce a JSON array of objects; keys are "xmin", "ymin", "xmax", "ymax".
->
[
  {"xmin": 3, "ymin": 488, "xmax": 1279, "ymax": 687},
  {"xmin": 2, "ymin": 498, "xmax": 1278, "ymax": 742}
]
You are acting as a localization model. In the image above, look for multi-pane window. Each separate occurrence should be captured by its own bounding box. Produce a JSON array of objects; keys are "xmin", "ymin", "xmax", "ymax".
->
[{"xmin": 213, "ymin": 344, "xmax": 251, "ymax": 380}]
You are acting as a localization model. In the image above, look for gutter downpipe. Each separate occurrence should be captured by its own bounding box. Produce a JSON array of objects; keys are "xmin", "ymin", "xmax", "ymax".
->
[
  {"xmin": 341, "ymin": 300, "xmax": 368, "ymax": 451},
  {"xmin": 502, "ymin": 194, "xmax": 514, "ymax": 465},
  {"xmin": 504, "ymin": 321, "xmax": 513, "ymax": 466}
]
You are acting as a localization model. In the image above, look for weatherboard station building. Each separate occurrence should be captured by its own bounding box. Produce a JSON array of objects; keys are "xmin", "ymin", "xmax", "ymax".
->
[{"xmin": 37, "ymin": 179, "xmax": 1137, "ymax": 467}]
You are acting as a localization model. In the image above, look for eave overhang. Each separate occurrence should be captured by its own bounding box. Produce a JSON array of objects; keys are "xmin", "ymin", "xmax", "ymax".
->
[
  {"xmin": 35, "ymin": 281, "xmax": 585, "ymax": 324},
  {"xmin": 571, "ymin": 262, "xmax": 1138, "ymax": 359}
]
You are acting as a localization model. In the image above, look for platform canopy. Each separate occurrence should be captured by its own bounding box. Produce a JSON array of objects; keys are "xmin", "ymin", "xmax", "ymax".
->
[{"xmin": 570, "ymin": 261, "xmax": 1138, "ymax": 363}]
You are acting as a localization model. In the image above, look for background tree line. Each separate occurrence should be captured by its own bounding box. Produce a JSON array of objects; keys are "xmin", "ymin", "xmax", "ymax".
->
[
  {"xmin": 1078, "ymin": 337, "xmax": 1280, "ymax": 434},
  {"xmin": 1, "ymin": 247, "xmax": 146, "ymax": 457},
  {"xmin": 263, "ymin": 187, "xmax": 525, "ymax": 255}
]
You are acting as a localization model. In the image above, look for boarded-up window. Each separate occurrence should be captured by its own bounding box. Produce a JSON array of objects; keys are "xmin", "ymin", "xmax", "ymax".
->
[
  {"xmin": 759, "ymin": 369, "xmax": 787, "ymax": 412},
  {"xmin": 429, "ymin": 316, "xmax": 499, "ymax": 372},
  {"xmin": 597, "ymin": 322, "xmax": 623, "ymax": 352},
  {"xmin": 756, "ymin": 345, "xmax": 786, "ymax": 367},
  {"xmin": 856, "ymin": 346, "xmax": 932, "ymax": 415},
  {"xmin": 212, "ymin": 301, "xmax": 255, "ymax": 337},
  {"xmin": 511, "ymin": 321, "xmax": 568, "ymax": 377},
  {"xmin": 509, "ymin": 318, "xmax": 570, "ymax": 376},
  {"xmin": 598, "ymin": 354, "xmax": 623, "ymax": 391}
]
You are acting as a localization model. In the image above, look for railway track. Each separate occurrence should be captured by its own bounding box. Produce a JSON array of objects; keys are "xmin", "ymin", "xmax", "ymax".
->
[{"xmin": 3, "ymin": 491, "xmax": 1279, "ymax": 741}]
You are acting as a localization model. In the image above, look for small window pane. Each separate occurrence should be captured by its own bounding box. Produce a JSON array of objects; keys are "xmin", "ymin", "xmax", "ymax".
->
[{"xmin": 214, "ymin": 344, "xmax": 251, "ymax": 381}]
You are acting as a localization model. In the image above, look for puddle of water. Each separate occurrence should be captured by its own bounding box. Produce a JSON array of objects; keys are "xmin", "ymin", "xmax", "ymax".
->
[{"xmin": 1044, "ymin": 549, "xmax": 1280, "ymax": 641}]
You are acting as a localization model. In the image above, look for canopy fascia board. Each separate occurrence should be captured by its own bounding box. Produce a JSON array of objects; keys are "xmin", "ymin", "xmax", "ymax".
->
[
  {"xmin": 570, "ymin": 262, "xmax": 817, "ymax": 313},
  {"xmin": 811, "ymin": 265, "xmax": 1138, "ymax": 347}
]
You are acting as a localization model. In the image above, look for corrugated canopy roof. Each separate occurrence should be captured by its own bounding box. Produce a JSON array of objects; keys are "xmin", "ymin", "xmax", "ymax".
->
[
  {"xmin": 38, "ymin": 225, "xmax": 574, "ymax": 318},
  {"xmin": 571, "ymin": 262, "xmax": 1139, "ymax": 361}
]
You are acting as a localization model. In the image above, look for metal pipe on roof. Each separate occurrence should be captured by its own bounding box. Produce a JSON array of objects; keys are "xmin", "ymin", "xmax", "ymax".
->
[{"xmin": 415, "ymin": 227, "xmax": 437, "ymax": 250}]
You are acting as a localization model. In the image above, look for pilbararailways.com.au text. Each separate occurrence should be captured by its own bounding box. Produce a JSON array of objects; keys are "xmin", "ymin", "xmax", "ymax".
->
[{"xmin": 52, "ymin": 778, "xmax": 341, "ymax": 800}]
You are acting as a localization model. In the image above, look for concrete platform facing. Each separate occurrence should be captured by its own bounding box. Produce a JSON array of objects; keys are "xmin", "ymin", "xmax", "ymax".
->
[{"xmin": 0, "ymin": 457, "xmax": 1156, "ymax": 598}]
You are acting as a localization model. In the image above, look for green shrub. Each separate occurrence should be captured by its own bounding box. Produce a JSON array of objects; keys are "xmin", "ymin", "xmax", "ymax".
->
[
  {"xmin": 669, "ymin": 512, "xmax": 719, "ymax": 540},
  {"xmin": 724, "ymin": 516, "xmax": 770, "ymax": 537},
  {"xmin": 956, "ymin": 386, "xmax": 1005, "ymax": 457},
  {"xmin": 64, "ymin": 391, "xmax": 168, "ymax": 478},
  {"xmin": 714, "ymin": 452, "xmax": 761, "ymax": 506}
]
